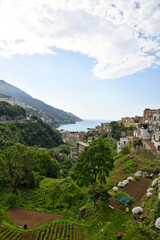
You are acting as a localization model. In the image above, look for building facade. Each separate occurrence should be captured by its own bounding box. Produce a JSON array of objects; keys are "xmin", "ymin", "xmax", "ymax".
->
[
  {"xmin": 121, "ymin": 116, "xmax": 143, "ymax": 128},
  {"xmin": 70, "ymin": 142, "xmax": 89, "ymax": 161},
  {"xmin": 143, "ymin": 108, "xmax": 158, "ymax": 122},
  {"xmin": 149, "ymin": 110, "xmax": 160, "ymax": 151}
]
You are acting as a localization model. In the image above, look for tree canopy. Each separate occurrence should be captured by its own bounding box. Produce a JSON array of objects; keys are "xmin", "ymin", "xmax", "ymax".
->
[
  {"xmin": 0, "ymin": 143, "xmax": 62, "ymax": 194},
  {"xmin": 0, "ymin": 144, "xmax": 38, "ymax": 194},
  {"xmin": 0, "ymin": 101, "xmax": 26, "ymax": 119},
  {"xmin": 109, "ymin": 121, "xmax": 122, "ymax": 140},
  {"xmin": 0, "ymin": 119, "xmax": 63, "ymax": 149},
  {"xmin": 73, "ymin": 138, "xmax": 114, "ymax": 186}
]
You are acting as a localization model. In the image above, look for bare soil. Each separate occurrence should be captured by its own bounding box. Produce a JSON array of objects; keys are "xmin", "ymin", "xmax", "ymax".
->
[
  {"xmin": 109, "ymin": 178, "xmax": 150, "ymax": 210},
  {"xmin": 6, "ymin": 207, "xmax": 62, "ymax": 229},
  {"xmin": 123, "ymin": 178, "xmax": 150, "ymax": 202},
  {"xmin": 108, "ymin": 198, "xmax": 124, "ymax": 211}
]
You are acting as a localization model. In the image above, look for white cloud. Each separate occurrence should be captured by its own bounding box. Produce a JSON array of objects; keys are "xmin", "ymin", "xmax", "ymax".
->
[{"xmin": 0, "ymin": 0, "xmax": 159, "ymax": 79}]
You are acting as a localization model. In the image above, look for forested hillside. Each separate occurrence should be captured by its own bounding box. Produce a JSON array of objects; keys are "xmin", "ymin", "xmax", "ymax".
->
[
  {"xmin": 0, "ymin": 119, "xmax": 63, "ymax": 149},
  {"xmin": 0, "ymin": 101, "xmax": 26, "ymax": 120}
]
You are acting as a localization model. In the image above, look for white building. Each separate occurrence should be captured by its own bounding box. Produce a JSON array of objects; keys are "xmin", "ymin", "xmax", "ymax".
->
[
  {"xmin": 117, "ymin": 137, "xmax": 131, "ymax": 153},
  {"xmin": 149, "ymin": 110, "xmax": 160, "ymax": 152},
  {"xmin": 134, "ymin": 124, "xmax": 152, "ymax": 140}
]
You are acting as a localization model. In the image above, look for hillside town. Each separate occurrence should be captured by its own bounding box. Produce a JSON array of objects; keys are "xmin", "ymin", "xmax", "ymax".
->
[{"xmin": 59, "ymin": 108, "xmax": 160, "ymax": 161}]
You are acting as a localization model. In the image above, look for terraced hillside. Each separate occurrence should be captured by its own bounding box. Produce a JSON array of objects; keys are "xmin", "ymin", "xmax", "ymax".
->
[{"xmin": 0, "ymin": 223, "xmax": 85, "ymax": 240}]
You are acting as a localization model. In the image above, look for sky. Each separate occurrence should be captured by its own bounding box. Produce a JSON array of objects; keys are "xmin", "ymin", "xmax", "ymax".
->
[{"xmin": 0, "ymin": 0, "xmax": 160, "ymax": 120}]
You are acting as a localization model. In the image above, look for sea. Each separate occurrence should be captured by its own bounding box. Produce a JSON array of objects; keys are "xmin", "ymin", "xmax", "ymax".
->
[{"xmin": 57, "ymin": 119, "xmax": 112, "ymax": 132}]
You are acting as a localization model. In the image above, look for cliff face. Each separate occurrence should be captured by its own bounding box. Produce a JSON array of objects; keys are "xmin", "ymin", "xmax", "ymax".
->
[{"xmin": 0, "ymin": 80, "xmax": 82, "ymax": 128}]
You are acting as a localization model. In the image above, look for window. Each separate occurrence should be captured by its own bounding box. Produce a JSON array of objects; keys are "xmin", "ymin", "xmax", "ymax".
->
[
  {"xmin": 159, "ymin": 126, "xmax": 160, "ymax": 131},
  {"xmin": 154, "ymin": 116, "xmax": 156, "ymax": 121},
  {"xmin": 159, "ymin": 116, "xmax": 160, "ymax": 121}
]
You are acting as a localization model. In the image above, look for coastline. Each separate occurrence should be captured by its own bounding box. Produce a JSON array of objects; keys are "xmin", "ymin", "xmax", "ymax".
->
[{"xmin": 57, "ymin": 119, "xmax": 113, "ymax": 132}]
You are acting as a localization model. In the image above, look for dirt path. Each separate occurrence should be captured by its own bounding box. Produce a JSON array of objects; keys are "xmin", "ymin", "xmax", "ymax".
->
[
  {"xmin": 123, "ymin": 178, "xmax": 150, "ymax": 202},
  {"xmin": 6, "ymin": 207, "xmax": 62, "ymax": 229}
]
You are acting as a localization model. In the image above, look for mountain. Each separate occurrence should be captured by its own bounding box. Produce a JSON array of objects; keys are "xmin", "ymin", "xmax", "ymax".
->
[{"xmin": 0, "ymin": 80, "xmax": 82, "ymax": 128}]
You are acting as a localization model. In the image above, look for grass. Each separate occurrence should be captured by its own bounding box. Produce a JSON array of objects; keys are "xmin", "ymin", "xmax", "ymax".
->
[{"xmin": 108, "ymin": 149, "xmax": 160, "ymax": 185}]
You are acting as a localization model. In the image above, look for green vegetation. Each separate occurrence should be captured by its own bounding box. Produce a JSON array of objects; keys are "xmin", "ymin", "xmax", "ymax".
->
[
  {"xmin": 114, "ymin": 191, "xmax": 133, "ymax": 201},
  {"xmin": 0, "ymin": 106, "xmax": 160, "ymax": 240},
  {"xmin": 109, "ymin": 121, "xmax": 122, "ymax": 140},
  {"xmin": 0, "ymin": 119, "xmax": 63, "ymax": 149},
  {"xmin": 109, "ymin": 121, "xmax": 137, "ymax": 140},
  {"xmin": 0, "ymin": 143, "xmax": 72, "ymax": 194},
  {"xmin": 124, "ymin": 159, "xmax": 136, "ymax": 173},
  {"xmin": 73, "ymin": 138, "xmax": 114, "ymax": 186},
  {"xmin": 88, "ymin": 183, "xmax": 110, "ymax": 205},
  {"xmin": 0, "ymin": 101, "xmax": 26, "ymax": 119},
  {"xmin": 0, "ymin": 222, "xmax": 85, "ymax": 240}
]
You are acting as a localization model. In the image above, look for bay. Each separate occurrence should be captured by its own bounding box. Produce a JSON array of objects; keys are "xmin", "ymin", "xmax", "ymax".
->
[{"xmin": 57, "ymin": 119, "xmax": 112, "ymax": 132}]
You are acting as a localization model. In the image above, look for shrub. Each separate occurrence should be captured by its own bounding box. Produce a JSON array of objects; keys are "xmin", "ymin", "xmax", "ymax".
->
[
  {"xmin": 5, "ymin": 193, "xmax": 19, "ymax": 208},
  {"xmin": 88, "ymin": 183, "xmax": 110, "ymax": 205},
  {"xmin": 124, "ymin": 160, "xmax": 136, "ymax": 173},
  {"xmin": 122, "ymin": 156, "xmax": 129, "ymax": 164},
  {"xmin": 114, "ymin": 191, "xmax": 133, "ymax": 202},
  {"xmin": 0, "ymin": 210, "xmax": 4, "ymax": 222},
  {"xmin": 121, "ymin": 146, "xmax": 131, "ymax": 155}
]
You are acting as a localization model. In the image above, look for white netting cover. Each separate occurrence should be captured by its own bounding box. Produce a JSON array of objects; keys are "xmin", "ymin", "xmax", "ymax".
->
[
  {"xmin": 146, "ymin": 192, "xmax": 152, "ymax": 198},
  {"xmin": 123, "ymin": 180, "xmax": 129, "ymax": 186},
  {"xmin": 127, "ymin": 177, "xmax": 134, "ymax": 182},
  {"xmin": 135, "ymin": 171, "xmax": 142, "ymax": 177},
  {"xmin": 113, "ymin": 187, "xmax": 118, "ymax": 192},
  {"xmin": 152, "ymin": 178, "xmax": 158, "ymax": 187},
  {"xmin": 155, "ymin": 218, "xmax": 160, "ymax": 229},
  {"xmin": 118, "ymin": 182, "xmax": 125, "ymax": 188},
  {"xmin": 147, "ymin": 188, "xmax": 153, "ymax": 193},
  {"xmin": 132, "ymin": 206, "xmax": 143, "ymax": 215}
]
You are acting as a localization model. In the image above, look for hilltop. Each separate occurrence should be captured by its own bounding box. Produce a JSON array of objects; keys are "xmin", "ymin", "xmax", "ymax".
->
[{"xmin": 0, "ymin": 80, "xmax": 82, "ymax": 128}]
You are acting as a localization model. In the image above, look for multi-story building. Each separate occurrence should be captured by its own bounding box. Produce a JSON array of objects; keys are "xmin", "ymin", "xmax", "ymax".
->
[
  {"xmin": 134, "ymin": 124, "xmax": 152, "ymax": 140},
  {"xmin": 121, "ymin": 116, "xmax": 143, "ymax": 128},
  {"xmin": 70, "ymin": 142, "xmax": 89, "ymax": 161},
  {"xmin": 143, "ymin": 108, "xmax": 158, "ymax": 122},
  {"xmin": 101, "ymin": 122, "xmax": 111, "ymax": 132},
  {"xmin": 118, "ymin": 109, "xmax": 160, "ymax": 153},
  {"xmin": 148, "ymin": 110, "xmax": 160, "ymax": 151}
]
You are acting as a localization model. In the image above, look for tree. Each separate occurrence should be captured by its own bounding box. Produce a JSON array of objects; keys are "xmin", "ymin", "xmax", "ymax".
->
[
  {"xmin": 47, "ymin": 150, "xmax": 73, "ymax": 177},
  {"xmin": 61, "ymin": 178, "xmax": 81, "ymax": 208},
  {"xmin": 0, "ymin": 143, "xmax": 38, "ymax": 194},
  {"xmin": 88, "ymin": 183, "xmax": 110, "ymax": 205},
  {"xmin": 50, "ymin": 184, "xmax": 62, "ymax": 209},
  {"xmin": 40, "ymin": 178, "xmax": 63, "ymax": 206},
  {"xmin": 109, "ymin": 121, "xmax": 122, "ymax": 140},
  {"xmin": 36, "ymin": 152, "xmax": 60, "ymax": 178},
  {"xmin": 73, "ymin": 138, "xmax": 114, "ymax": 186}
]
